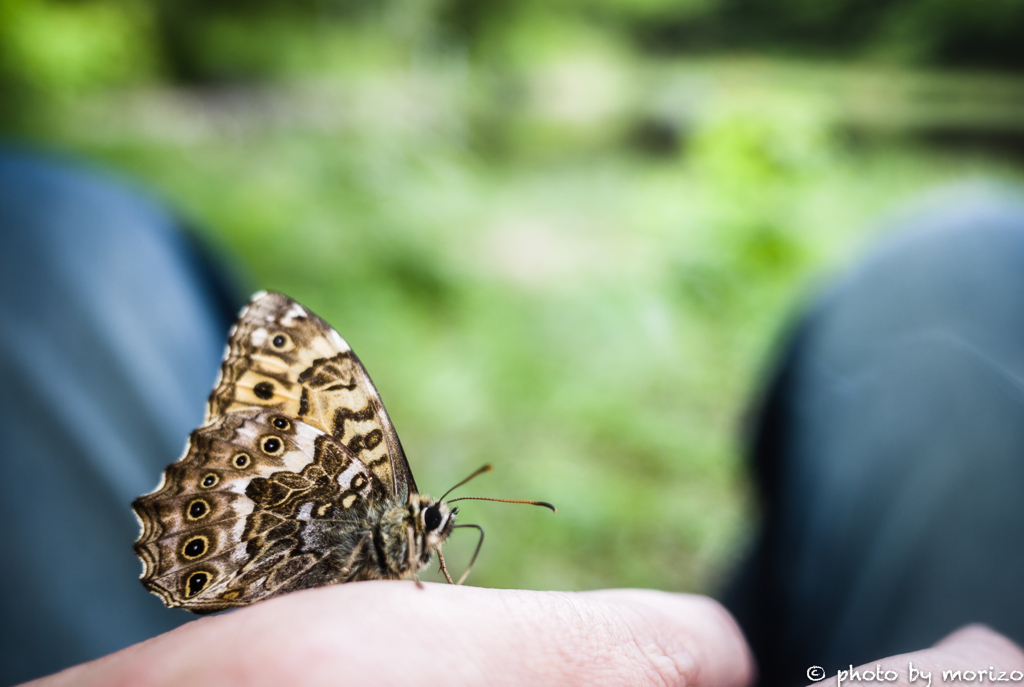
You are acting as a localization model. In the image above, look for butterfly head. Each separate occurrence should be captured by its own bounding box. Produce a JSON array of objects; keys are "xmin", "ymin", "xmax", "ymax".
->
[{"xmin": 408, "ymin": 493, "xmax": 457, "ymax": 550}]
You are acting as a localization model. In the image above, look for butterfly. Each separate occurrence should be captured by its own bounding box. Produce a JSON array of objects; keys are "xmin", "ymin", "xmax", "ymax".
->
[{"xmin": 132, "ymin": 291, "xmax": 553, "ymax": 614}]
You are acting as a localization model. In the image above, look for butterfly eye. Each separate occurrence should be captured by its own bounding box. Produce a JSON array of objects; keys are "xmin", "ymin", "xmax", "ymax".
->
[
  {"xmin": 272, "ymin": 417, "xmax": 290, "ymax": 430},
  {"xmin": 424, "ymin": 505, "xmax": 443, "ymax": 532},
  {"xmin": 233, "ymin": 453, "xmax": 251, "ymax": 468},
  {"xmin": 186, "ymin": 499, "xmax": 210, "ymax": 520},
  {"xmin": 200, "ymin": 473, "xmax": 219, "ymax": 488},
  {"xmin": 261, "ymin": 437, "xmax": 282, "ymax": 454}
]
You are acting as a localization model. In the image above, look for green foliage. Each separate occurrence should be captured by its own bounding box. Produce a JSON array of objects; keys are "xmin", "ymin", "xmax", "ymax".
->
[
  {"xmin": 0, "ymin": 0, "xmax": 157, "ymax": 121},
  {"xmin": 1, "ymin": 0, "xmax": 1021, "ymax": 130},
  {"xmin": 0, "ymin": 0, "xmax": 156, "ymax": 90},
  {"xmin": 436, "ymin": 0, "xmax": 1024, "ymax": 69},
  {"xmin": 49, "ymin": 58, "xmax": 1024, "ymax": 590}
]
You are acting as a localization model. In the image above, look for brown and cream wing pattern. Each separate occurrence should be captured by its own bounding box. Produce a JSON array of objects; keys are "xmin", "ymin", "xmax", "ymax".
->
[
  {"xmin": 206, "ymin": 291, "xmax": 416, "ymax": 501},
  {"xmin": 132, "ymin": 409, "xmax": 384, "ymax": 613}
]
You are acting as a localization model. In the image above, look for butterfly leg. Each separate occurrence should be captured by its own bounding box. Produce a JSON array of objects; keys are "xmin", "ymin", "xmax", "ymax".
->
[
  {"xmin": 437, "ymin": 550, "xmax": 456, "ymax": 585},
  {"xmin": 339, "ymin": 532, "xmax": 372, "ymax": 581},
  {"xmin": 407, "ymin": 525, "xmax": 425, "ymax": 589},
  {"xmin": 452, "ymin": 523, "xmax": 485, "ymax": 585}
]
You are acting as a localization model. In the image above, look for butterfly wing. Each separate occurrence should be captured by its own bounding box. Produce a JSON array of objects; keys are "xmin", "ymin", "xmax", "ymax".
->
[
  {"xmin": 132, "ymin": 409, "xmax": 386, "ymax": 613},
  {"xmin": 207, "ymin": 291, "xmax": 416, "ymax": 501}
]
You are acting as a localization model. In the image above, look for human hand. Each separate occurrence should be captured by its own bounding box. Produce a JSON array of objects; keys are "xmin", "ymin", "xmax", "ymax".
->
[
  {"xmin": 809, "ymin": 625, "xmax": 1024, "ymax": 687},
  {"xmin": 26, "ymin": 583, "xmax": 754, "ymax": 687}
]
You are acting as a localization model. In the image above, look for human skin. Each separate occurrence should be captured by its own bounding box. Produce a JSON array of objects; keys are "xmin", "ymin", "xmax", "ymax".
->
[
  {"xmin": 23, "ymin": 584, "xmax": 1023, "ymax": 687},
  {"xmin": 812, "ymin": 626, "xmax": 1024, "ymax": 687},
  {"xmin": 25, "ymin": 583, "xmax": 753, "ymax": 687}
]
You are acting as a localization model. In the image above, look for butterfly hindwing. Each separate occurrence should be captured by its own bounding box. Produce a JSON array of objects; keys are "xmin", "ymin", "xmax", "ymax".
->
[
  {"xmin": 206, "ymin": 291, "xmax": 416, "ymax": 501},
  {"xmin": 132, "ymin": 409, "xmax": 384, "ymax": 613}
]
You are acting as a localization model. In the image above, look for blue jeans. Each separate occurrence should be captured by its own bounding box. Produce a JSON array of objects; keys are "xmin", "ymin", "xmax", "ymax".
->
[
  {"xmin": 0, "ymin": 149, "xmax": 239, "ymax": 686},
  {"xmin": 725, "ymin": 184, "xmax": 1024, "ymax": 686}
]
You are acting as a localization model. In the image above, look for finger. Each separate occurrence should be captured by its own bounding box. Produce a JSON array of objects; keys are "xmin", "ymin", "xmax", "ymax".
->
[
  {"xmin": 931, "ymin": 625, "xmax": 1024, "ymax": 672},
  {"xmin": 580, "ymin": 589, "xmax": 755, "ymax": 687},
  {"xmin": 31, "ymin": 584, "xmax": 754, "ymax": 687},
  {"xmin": 808, "ymin": 625, "xmax": 1024, "ymax": 687}
]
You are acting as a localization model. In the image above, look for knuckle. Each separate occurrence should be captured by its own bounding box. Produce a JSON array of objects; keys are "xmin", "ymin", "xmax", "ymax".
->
[
  {"xmin": 546, "ymin": 593, "xmax": 699, "ymax": 687},
  {"xmin": 621, "ymin": 616, "xmax": 700, "ymax": 687}
]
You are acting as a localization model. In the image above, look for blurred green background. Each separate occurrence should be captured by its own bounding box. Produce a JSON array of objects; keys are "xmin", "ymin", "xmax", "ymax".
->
[{"xmin": 5, "ymin": 0, "xmax": 1024, "ymax": 592}]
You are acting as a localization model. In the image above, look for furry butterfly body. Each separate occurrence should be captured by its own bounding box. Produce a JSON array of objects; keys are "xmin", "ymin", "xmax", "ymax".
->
[{"xmin": 132, "ymin": 291, "xmax": 457, "ymax": 613}]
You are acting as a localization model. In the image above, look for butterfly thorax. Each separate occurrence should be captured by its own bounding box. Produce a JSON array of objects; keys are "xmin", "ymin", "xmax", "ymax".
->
[{"xmin": 333, "ymin": 494, "xmax": 456, "ymax": 582}]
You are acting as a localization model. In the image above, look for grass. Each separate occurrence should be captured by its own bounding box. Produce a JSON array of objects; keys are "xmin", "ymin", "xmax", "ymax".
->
[{"xmin": 39, "ymin": 56, "xmax": 1024, "ymax": 593}]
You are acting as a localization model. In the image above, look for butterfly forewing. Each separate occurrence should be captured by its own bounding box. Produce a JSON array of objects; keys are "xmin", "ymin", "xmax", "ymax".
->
[
  {"xmin": 206, "ymin": 291, "xmax": 416, "ymax": 500},
  {"xmin": 132, "ymin": 409, "xmax": 385, "ymax": 613}
]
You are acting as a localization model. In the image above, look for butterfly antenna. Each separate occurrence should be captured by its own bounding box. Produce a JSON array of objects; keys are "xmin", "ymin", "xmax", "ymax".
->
[
  {"xmin": 439, "ymin": 464, "xmax": 494, "ymax": 502},
  {"xmin": 446, "ymin": 496, "xmax": 556, "ymax": 512},
  {"xmin": 452, "ymin": 523, "xmax": 485, "ymax": 585}
]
